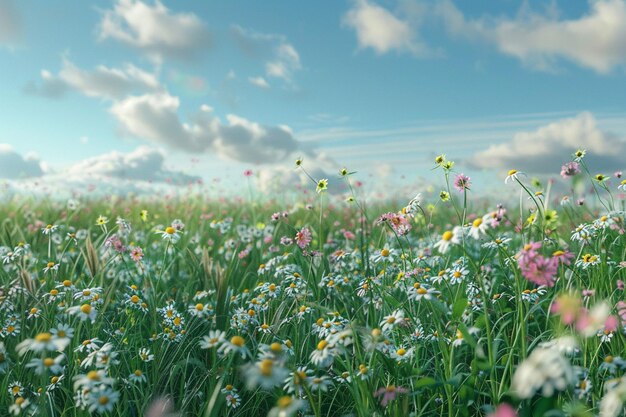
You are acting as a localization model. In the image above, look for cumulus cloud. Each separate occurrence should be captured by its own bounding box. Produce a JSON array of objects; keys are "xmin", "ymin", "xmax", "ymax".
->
[
  {"xmin": 98, "ymin": 0, "xmax": 211, "ymax": 63},
  {"xmin": 64, "ymin": 146, "xmax": 198, "ymax": 184},
  {"xmin": 0, "ymin": 146, "xmax": 201, "ymax": 198},
  {"xmin": 0, "ymin": 144, "xmax": 44, "ymax": 179},
  {"xmin": 342, "ymin": 0, "xmax": 431, "ymax": 56},
  {"xmin": 467, "ymin": 112, "xmax": 626, "ymax": 173},
  {"xmin": 231, "ymin": 25, "xmax": 301, "ymax": 84},
  {"xmin": 110, "ymin": 92, "xmax": 305, "ymax": 163},
  {"xmin": 25, "ymin": 59, "xmax": 160, "ymax": 99},
  {"xmin": 0, "ymin": 0, "xmax": 21, "ymax": 46},
  {"xmin": 436, "ymin": 0, "xmax": 626, "ymax": 73}
]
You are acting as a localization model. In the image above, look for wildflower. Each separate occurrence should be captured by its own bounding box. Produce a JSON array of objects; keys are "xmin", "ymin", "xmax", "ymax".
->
[
  {"xmin": 453, "ymin": 173, "xmax": 471, "ymax": 192},
  {"xmin": 219, "ymin": 335, "xmax": 250, "ymax": 358},
  {"xmin": 308, "ymin": 375, "xmax": 333, "ymax": 392},
  {"xmin": 43, "ymin": 261, "xmax": 59, "ymax": 273},
  {"xmin": 511, "ymin": 345, "xmax": 576, "ymax": 398},
  {"xmin": 129, "ymin": 369, "xmax": 147, "ymax": 384},
  {"xmin": 619, "ymin": 179, "xmax": 626, "ymax": 191},
  {"xmin": 468, "ymin": 215, "xmax": 489, "ymax": 240},
  {"xmin": 16, "ymin": 331, "xmax": 68, "ymax": 356},
  {"xmin": 95, "ymin": 215, "xmax": 109, "ymax": 226},
  {"xmin": 87, "ymin": 387, "xmax": 120, "ymax": 414},
  {"xmin": 309, "ymin": 339, "xmax": 338, "ymax": 367},
  {"xmin": 560, "ymin": 161, "xmax": 580, "ymax": 179},
  {"xmin": 487, "ymin": 404, "xmax": 518, "ymax": 417},
  {"xmin": 26, "ymin": 355, "xmax": 64, "ymax": 375},
  {"xmin": 243, "ymin": 358, "xmax": 289, "ymax": 390},
  {"xmin": 575, "ymin": 253, "xmax": 600, "ymax": 269},
  {"xmin": 139, "ymin": 210, "xmax": 148, "ymax": 221},
  {"xmin": 439, "ymin": 190, "xmax": 450, "ymax": 201},
  {"xmin": 504, "ymin": 170, "xmax": 525, "ymax": 184},
  {"xmin": 138, "ymin": 348, "xmax": 154, "ymax": 362},
  {"xmin": 158, "ymin": 226, "xmax": 180, "ymax": 243},
  {"xmin": 129, "ymin": 246, "xmax": 144, "ymax": 262},
  {"xmin": 268, "ymin": 396, "xmax": 305, "ymax": 417},
  {"xmin": 380, "ymin": 310, "xmax": 405, "ymax": 333},
  {"xmin": 409, "ymin": 283, "xmax": 439, "ymax": 301},
  {"xmin": 68, "ymin": 303, "xmax": 98, "ymax": 323},
  {"xmin": 374, "ymin": 385, "xmax": 409, "ymax": 407},
  {"xmin": 434, "ymin": 154, "xmax": 446, "ymax": 166},
  {"xmin": 595, "ymin": 174, "xmax": 608, "ymax": 182},
  {"xmin": 434, "ymin": 228, "xmax": 461, "ymax": 254},
  {"xmin": 316, "ymin": 178, "xmax": 329, "ymax": 193},
  {"xmin": 294, "ymin": 227, "xmax": 312, "ymax": 249},
  {"xmin": 9, "ymin": 397, "xmax": 31, "ymax": 416},
  {"xmin": 42, "ymin": 224, "xmax": 59, "ymax": 235},
  {"xmin": 200, "ymin": 330, "xmax": 225, "ymax": 349},
  {"xmin": 573, "ymin": 149, "xmax": 586, "ymax": 161}
]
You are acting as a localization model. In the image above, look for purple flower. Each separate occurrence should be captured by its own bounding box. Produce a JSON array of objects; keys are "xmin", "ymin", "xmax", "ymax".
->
[
  {"xmin": 453, "ymin": 174, "xmax": 471, "ymax": 192},
  {"xmin": 560, "ymin": 161, "xmax": 581, "ymax": 179},
  {"xmin": 374, "ymin": 385, "xmax": 409, "ymax": 407}
]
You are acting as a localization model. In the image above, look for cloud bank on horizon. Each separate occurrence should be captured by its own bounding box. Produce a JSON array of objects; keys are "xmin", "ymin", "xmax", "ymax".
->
[{"xmin": 0, "ymin": 0, "xmax": 625, "ymax": 196}]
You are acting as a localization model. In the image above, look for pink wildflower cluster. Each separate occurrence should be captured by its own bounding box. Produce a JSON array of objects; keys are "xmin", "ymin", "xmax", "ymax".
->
[
  {"xmin": 560, "ymin": 161, "xmax": 581, "ymax": 179},
  {"xmin": 376, "ymin": 212, "xmax": 411, "ymax": 236},
  {"xmin": 517, "ymin": 243, "xmax": 572, "ymax": 287},
  {"xmin": 551, "ymin": 294, "xmax": 619, "ymax": 335}
]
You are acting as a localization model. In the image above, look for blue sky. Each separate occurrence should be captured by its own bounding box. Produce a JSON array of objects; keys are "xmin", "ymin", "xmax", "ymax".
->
[{"xmin": 0, "ymin": 0, "xmax": 625, "ymax": 196}]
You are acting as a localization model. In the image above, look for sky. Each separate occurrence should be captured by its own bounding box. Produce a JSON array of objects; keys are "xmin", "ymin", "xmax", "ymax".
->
[{"xmin": 0, "ymin": 0, "xmax": 625, "ymax": 198}]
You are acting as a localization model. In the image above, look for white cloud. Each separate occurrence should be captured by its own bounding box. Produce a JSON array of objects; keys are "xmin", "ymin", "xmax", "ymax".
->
[
  {"xmin": 0, "ymin": 144, "xmax": 44, "ymax": 179},
  {"xmin": 98, "ymin": 0, "xmax": 211, "ymax": 63},
  {"xmin": 64, "ymin": 146, "xmax": 198, "ymax": 183},
  {"xmin": 342, "ymin": 0, "xmax": 430, "ymax": 56},
  {"xmin": 0, "ymin": 0, "xmax": 21, "ymax": 46},
  {"xmin": 0, "ymin": 146, "xmax": 201, "ymax": 198},
  {"xmin": 248, "ymin": 76, "xmax": 270, "ymax": 89},
  {"xmin": 467, "ymin": 112, "xmax": 626, "ymax": 173},
  {"xmin": 231, "ymin": 25, "xmax": 301, "ymax": 84},
  {"xmin": 437, "ymin": 0, "xmax": 626, "ymax": 73},
  {"xmin": 110, "ymin": 91, "xmax": 306, "ymax": 164},
  {"xmin": 25, "ymin": 59, "xmax": 160, "ymax": 99}
]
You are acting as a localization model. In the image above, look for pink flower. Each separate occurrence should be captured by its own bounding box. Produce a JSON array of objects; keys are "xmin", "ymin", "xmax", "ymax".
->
[
  {"xmin": 243, "ymin": 169, "xmax": 253, "ymax": 177},
  {"xmin": 560, "ymin": 161, "xmax": 581, "ymax": 179},
  {"xmin": 373, "ymin": 385, "xmax": 408, "ymax": 407},
  {"xmin": 488, "ymin": 404, "xmax": 517, "ymax": 417},
  {"xmin": 295, "ymin": 227, "xmax": 312, "ymax": 249},
  {"xmin": 377, "ymin": 212, "xmax": 411, "ymax": 236},
  {"xmin": 517, "ymin": 242, "xmax": 559, "ymax": 287},
  {"xmin": 604, "ymin": 315, "xmax": 619, "ymax": 332},
  {"xmin": 453, "ymin": 173, "xmax": 471, "ymax": 192},
  {"xmin": 129, "ymin": 246, "xmax": 144, "ymax": 262}
]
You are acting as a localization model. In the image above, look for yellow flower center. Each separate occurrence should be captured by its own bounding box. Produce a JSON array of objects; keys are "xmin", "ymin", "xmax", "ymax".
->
[
  {"xmin": 442, "ymin": 231, "xmax": 453, "ymax": 241},
  {"xmin": 507, "ymin": 169, "xmax": 517, "ymax": 176},
  {"xmin": 165, "ymin": 227, "xmax": 175, "ymax": 235},
  {"xmin": 317, "ymin": 340, "xmax": 328, "ymax": 350},
  {"xmin": 43, "ymin": 357, "xmax": 55, "ymax": 367},
  {"xmin": 231, "ymin": 336, "xmax": 245, "ymax": 347},
  {"xmin": 277, "ymin": 396, "xmax": 292, "ymax": 408},
  {"xmin": 35, "ymin": 332, "xmax": 52, "ymax": 342},
  {"xmin": 259, "ymin": 359, "xmax": 273, "ymax": 376},
  {"xmin": 80, "ymin": 304, "xmax": 92, "ymax": 314}
]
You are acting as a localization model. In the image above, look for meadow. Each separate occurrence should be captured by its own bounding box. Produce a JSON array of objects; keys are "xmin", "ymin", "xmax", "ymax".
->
[{"xmin": 0, "ymin": 152, "xmax": 625, "ymax": 417}]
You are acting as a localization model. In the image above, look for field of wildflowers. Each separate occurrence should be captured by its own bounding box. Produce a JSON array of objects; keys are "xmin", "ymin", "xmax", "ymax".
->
[{"xmin": 0, "ymin": 151, "xmax": 625, "ymax": 417}]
